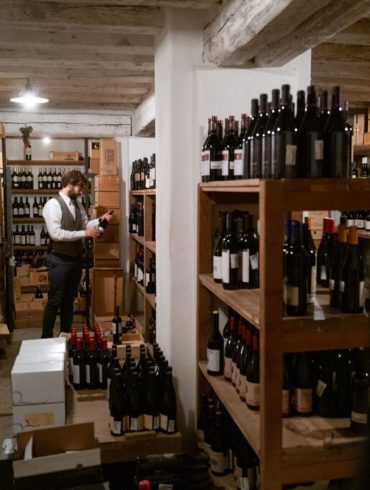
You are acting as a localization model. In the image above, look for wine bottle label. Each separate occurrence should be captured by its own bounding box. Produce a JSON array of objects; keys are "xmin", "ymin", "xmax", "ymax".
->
[
  {"xmin": 307, "ymin": 265, "xmax": 317, "ymax": 303},
  {"xmin": 240, "ymin": 477, "xmax": 250, "ymax": 490},
  {"xmin": 145, "ymin": 178, "xmax": 150, "ymax": 188},
  {"xmin": 196, "ymin": 429, "xmax": 205, "ymax": 448},
  {"xmin": 340, "ymin": 280, "xmax": 345, "ymax": 293},
  {"xmin": 134, "ymin": 264, "xmax": 138, "ymax": 277},
  {"xmin": 224, "ymin": 357, "xmax": 232, "ymax": 380},
  {"xmin": 110, "ymin": 417, "xmax": 122, "ymax": 435},
  {"xmin": 167, "ymin": 419, "xmax": 175, "ymax": 433},
  {"xmin": 242, "ymin": 250, "xmax": 250, "ymax": 283},
  {"xmin": 213, "ymin": 255, "xmax": 222, "ymax": 280},
  {"xmin": 30, "ymin": 236, "xmax": 35, "ymax": 245},
  {"xmin": 85, "ymin": 364, "xmax": 90, "ymax": 384},
  {"xmin": 13, "ymin": 208, "xmax": 19, "ymax": 216},
  {"xmin": 358, "ymin": 219, "xmax": 365, "ymax": 229},
  {"xmin": 316, "ymin": 379, "xmax": 327, "ymax": 397},
  {"xmin": 201, "ymin": 150, "xmax": 211, "ymax": 177},
  {"xmin": 359, "ymin": 281, "xmax": 365, "ymax": 307},
  {"xmin": 351, "ymin": 411, "xmax": 367, "ymax": 424},
  {"xmin": 239, "ymin": 374, "xmax": 247, "ymax": 399},
  {"xmin": 282, "ymin": 389, "xmax": 290, "ymax": 414},
  {"xmin": 73, "ymin": 364, "xmax": 80, "ymax": 385},
  {"xmin": 320, "ymin": 265, "xmax": 327, "ymax": 281},
  {"xmin": 160, "ymin": 414, "xmax": 172, "ymax": 432},
  {"xmin": 19, "ymin": 208, "xmax": 24, "ymax": 216},
  {"xmin": 284, "ymin": 284, "xmax": 299, "ymax": 307},
  {"xmin": 285, "ymin": 144, "xmax": 297, "ymax": 166},
  {"xmin": 221, "ymin": 150, "xmax": 229, "ymax": 177},
  {"xmin": 211, "ymin": 160, "xmax": 222, "ymax": 170},
  {"xmin": 210, "ymin": 450, "xmax": 225, "ymax": 473},
  {"xmin": 146, "ymin": 273, "xmax": 150, "ymax": 286},
  {"xmin": 130, "ymin": 415, "xmax": 144, "ymax": 431},
  {"xmin": 246, "ymin": 381, "xmax": 260, "ymax": 407},
  {"xmin": 314, "ymin": 139, "xmax": 324, "ymax": 160},
  {"xmin": 112, "ymin": 322, "xmax": 122, "ymax": 334},
  {"xmin": 250, "ymin": 253, "xmax": 258, "ymax": 271},
  {"xmin": 294, "ymin": 388, "xmax": 312, "ymax": 413},
  {"xmin": 234, "ymin": 149, "xmax": 243, "ymax": 176},
  {"xmin": 98, "ymin": 363, "xmax": 103, "ymax": 383},
  {"xmin": 230, "ymin": 253, "xmax": 238, "ymax": 269},
  {"xmin": 366, "ymin": 220, "xmax": 370, "ymax": 231},
  {"xmin": 347, "ymin": 219, "xmax": 354, "ymax": 227},
  {"xmin": 329, "ymin": 279, "xmax": 335, "ymax": 291},
  {"xmin": 21, "ymin": 235, "xmax": 26, "ymax": 245},
  {"xmin": 207, "ymin": 348, "xmax": 221, "ymax": 372},
  {"xmin": 150, "ymin": 168, "xmax": 155, "ymax": 181},
  {"xmin": 222, "ymin": 250, "xmax": 230, "ymax": 283}
]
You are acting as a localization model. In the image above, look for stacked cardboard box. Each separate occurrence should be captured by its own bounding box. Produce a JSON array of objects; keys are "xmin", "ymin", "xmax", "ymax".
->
[{"xmin": 11, "ymin": 338, "xmax": 67, "ymax": 434}]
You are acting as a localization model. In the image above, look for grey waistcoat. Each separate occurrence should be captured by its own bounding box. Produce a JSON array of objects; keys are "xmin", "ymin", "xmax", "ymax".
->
[{"xmin": 51, "ymin": 194, "xmax": 83, "ymax": 257}]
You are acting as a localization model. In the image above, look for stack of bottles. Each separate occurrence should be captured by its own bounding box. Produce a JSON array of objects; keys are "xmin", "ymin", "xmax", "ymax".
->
[
  {"xmin": 130, "ymin": 154, "xmax": 156, "ymax": 190},
  {"xmin": 129, "ymin": 199, "xmax": 144, "ymax": 236},
  {"xmin": 213, "ymin": 210, "xmax": 259, "ymax": 290},
  {"xmin": 341, "ymin": 210, "xmax": 370, "ymax": 231},
  {"xmin": 201, "ymin": 84, "xmax": 353, "ymax": 181},
  {"xmin": 284, "ymin": 217, "xmax": 365, "ymax": 316},
  {"xmin": 11, "ymin": 167, "xmax": 34, "ymax": 189},
  {"xmin": 108, "ymin": 342, "xmax": 177, "ymax": 436},
  {"xmin": 197, "ymin": 394, "xmax": 258, "ymax": 487}
]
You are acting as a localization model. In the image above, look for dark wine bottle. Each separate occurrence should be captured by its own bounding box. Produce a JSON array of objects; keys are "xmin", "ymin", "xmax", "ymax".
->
[
  {"xmin": 295, "ymin": 90, "xmax": 305, "ymax": 130},
  {"xmin": 203, "ymin": 116, "xmax": 220, "ymax": 182},
  {"xmin": 314, "ymin": 351, "xmax": 336, "ymax": 417},
  {"xmin": 221, "ymin": 212, "xmax": 239, "ymax": 290},
  {"xmin": 72, "ymin": 337, "xmax": 85, "ymax": 390},
  {"xmin": 234, "ymin": 114, "xmax": 250, "ymax": 179},
  {"xmin": 143, "ymin": 365, "xmax": 160, "ymax": 432},
  {"xmin": 293, "ymin": 353, "xmax": 313, "ymax": 416},
  {"xmin": 318, "ymin": 90, "xmax": 330, "ymax": 130},
  {"xmin": 302, "ymin": 216, "xmax": 316, "ymax": 304},
  {"xmin": 261, "ymin": 88, "xmax": 280, "ymax": 179},
  {"xmin": 283, "ymin": 220, "xmax": 307, "ymax": 316},
  {"xmin": 112, "ymin": 306, "xmax": 122, "ymax": 345},
  {"xmin": 239, "ymin": 326, "xmax": 252, "ymax": 402},
  {"xmin": 341, "ymin": 226, "xmax": 365, "ymax": 313},
  {"xmin": 316, "ymin": 217, "xmax": 336, "ymax": 287},
  {"xmin": 237, "ymin": 212, "xmax": 259, "ymax": 289},
  {"xmin": 250, "ymin": 94, "xmax": 269, "ymax": 178},
  {"xmin": 246, "ymin": 334, "xmax": 260, "ymax": 411},
  {"xmin": 324, "ymin": 86, "xmax": 349, "ymax": 178},
  {"xmin": 272, "ymin": 84, "xmax": 298, "ymax": 178},
  {"xmin": 210, "ymin": 410, "xmax": 227, "ymax": 476},
  {"xmin": 97, "ymin": 337, "xmax": 109, "ymax": 389},
  {"xmin": 207, "ymin": 309, "xmax": 224, "ymax": 376},
  {"xmin": 127, "ymin": 366, "xmax": 144, "ymax": 432},
  {"xmin": 97, "ymin": 210, "xmax": 113, "ymax": 233},
  {"xmin": 350, "ymin": 349, "xmax": 369, "ymax": 435},
  {"xmin": 213, "ymin": 212, "xmax": 225, "ymax": 283},
  {"xmin": 224, "ymin": 315, "xmax": 236, "ymax": 381},
  {"xmin": 243, "ymin": 99, "xmax": 259, "ymax": 179},
  {"xmin": 107, "ymin": 344, "xmax": 120, "ymax": 397},
  {"xmin": 197, "ymin": 393, "xmax": 207, "ymax": 451},
  {"xmin": 221, "ymin": 116, "xmax": 239, "ymax": 180},
  {"xmin": 204, "ymin": 400, "xmax": 214, "ymax": 457},
  {"xmin": 160, "ymin": 367, "xmax": 177, "ymax": 433},
  {"xmin": 334, "ymin": 349, "xmax": 354, "ymax": 418},
  {"xmin": 232, "ymin": 320, "xmax": 243, "ymax": 387},
  {"xmin": 109, "ymin": 369, "xmax": 126, "ymax": 436},
  {"xmin": 85, "ymin": 338, "xmax": 99, "ymax": 390},
  {"xmin": 329, "ymin": 223, "xmax": 348, "ymax": 308}
]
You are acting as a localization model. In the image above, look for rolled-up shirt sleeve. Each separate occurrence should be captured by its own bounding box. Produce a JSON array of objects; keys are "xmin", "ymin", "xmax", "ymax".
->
[{"xmin": 43, "ymin": 198, "xmax": 99, "ymax": 242}]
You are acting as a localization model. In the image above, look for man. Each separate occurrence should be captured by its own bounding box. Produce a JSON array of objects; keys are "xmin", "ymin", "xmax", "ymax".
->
[{"xmin": 41, "ymin": 169, "xmax": 112, "ymax": 338}]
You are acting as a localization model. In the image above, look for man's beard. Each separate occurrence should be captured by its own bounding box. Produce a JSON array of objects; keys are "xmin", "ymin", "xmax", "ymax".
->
[{"xmin": 68, "ymin": 189, "xmax": 79, "ymax": 200}]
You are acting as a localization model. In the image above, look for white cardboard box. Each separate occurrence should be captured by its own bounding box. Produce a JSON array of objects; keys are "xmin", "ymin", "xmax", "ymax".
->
[
  {"xmin": 18, "ymin": 338, "xmax": 67, "ymax": 357},
  {"xmin": 14, "ymin": 352, "xmax": 67, "ymax": 381},
  {"xmin": 13, "ymin": 402, "xmax": 65, "ymax": 434},
  {"xmin": 11, "ymin": 360, "xmax": 65, "ymax": 406}
]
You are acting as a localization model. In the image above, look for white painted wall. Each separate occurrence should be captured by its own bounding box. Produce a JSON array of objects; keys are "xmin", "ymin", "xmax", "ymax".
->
[{"xmin": 155, "ymin": 9, "xmax": 311, "ymax": 450}]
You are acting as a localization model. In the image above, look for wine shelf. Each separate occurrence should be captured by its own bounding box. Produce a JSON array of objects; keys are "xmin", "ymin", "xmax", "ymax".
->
[
  {"xmin": 130, "ymin": 233, "xmax": 145, "ymax": 246},
  {"xmin": 130, "ymin": 189, "xmax": 156, "ymax": 196},
  {"xmin": 353, "ymin": 145, "xmax": 370, "ymax": 156},
  {"xmin": 146, "ymin": 293, "xmax": 156, "ymax": 310},
  {"xmin": 7, "ymin": 160, "xmax": 86, "ymax": 166},
  {"xmin": 14, "ymin": 245, "xmax": 48, "ymax": 251},
  {"xmin": 12, "ymin": 189, "xmax": 57, "ymax": 195},
  {"xmin": 359, "ymin": 230, "xmax": 370, "ymax": 239},
  {"xmin": 199, "ymin": 362, "xmax": 364, "ymax": 484},
  {"xmin": 13, "ymin": 217, "xmax": 44, "ymax": 223},
  {"xmin": 132, "ymin": 277, "xmax": 145, "ymax": 296},
  {"xmin": 145, "ymin": 241, "xmax": 156, "ymax": 253}
]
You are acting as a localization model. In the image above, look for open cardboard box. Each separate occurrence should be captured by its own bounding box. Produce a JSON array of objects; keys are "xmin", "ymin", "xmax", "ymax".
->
[{"xmin": 13, "ymin": 423, "xmax": 101, "ymax": 489}]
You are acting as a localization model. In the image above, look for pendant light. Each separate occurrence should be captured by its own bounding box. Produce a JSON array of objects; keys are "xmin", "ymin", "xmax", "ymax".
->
[{"xmin": 10, "ymin": 79, "xmax": 49, "ymax": 109}]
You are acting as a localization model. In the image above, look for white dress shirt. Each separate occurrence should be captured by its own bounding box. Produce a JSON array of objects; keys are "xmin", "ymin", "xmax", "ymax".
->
[{"xmin": 42, "ymin": 192, "xmax": 99, "ymax": 242}]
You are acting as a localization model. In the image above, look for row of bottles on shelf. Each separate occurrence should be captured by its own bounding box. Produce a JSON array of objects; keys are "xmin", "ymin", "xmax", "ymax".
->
[
  {"xmin": 352, "ymin": 157, "xmax": 370, "ymax": 179},
  {"xmin": 13, "ymin": 225, "xmax": 49, "ymax": 246},
  {"xmin": 129, "ymin": 200, "xmax": 144, "ymax": 236},
  {"xmin": 108, "ymin": 342, "xmax": 177, "ymax": 436},
  {"xmin": 201, "ymin": 84, "xmax": 352, "ymax": 182},
  {"xmin": 12, "ymin": 196, "xmax": 49, "ymax": 218},
  {"xmin": 130, "ymin": 154, "xmax": 156, "ymax": 191},
  {"xmin": 207, "ymin": 310, "xmax": 368, "ymax": 434},
  {"xmin": 198, "ymin": 395, "xmax": 259, "ymax": 486},
  {"xmin": 133, "ymin": 246, "xmax": 157, "ymax": 294},
  {"xmin": 14, "ymin": 250, "xmax": 47, "ymax": 269},
  {"xmin": 213, "ymin": 210, "xmax": 259, "ymax": 290},
  {"xmin": 341, "ymin": 210, "xmax": 370, "ymax": 231},
  {"xmin": 286, "ymin": 217, "xmax": 365, "ymax": 316},
  {"xmin": 11, "ymin": 167, "xmax": 82, "ymax": 190}
]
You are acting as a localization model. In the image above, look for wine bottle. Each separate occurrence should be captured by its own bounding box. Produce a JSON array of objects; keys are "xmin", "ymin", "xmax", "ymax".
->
[
  {"xmin": 221, "ymin": 116, "xmax": 238, "ymax": 180},
  {"xmin": 72, "ymin": 337, "xmax": 85, "ymax": 390},
  {"xmin": 295, "ymin": 90, "xmax": 305, "ymax": 130},
  {"xmin": 97, "ymin": 337, "xmax": 109, "ymax": 389},
  {"xmin": 329, "ymin": 223, "xmax": 348, "ymax": 308},
  {"xmin": 207, "ymin": 310, "xmax": 224, "ymax": 376},
  {"xmin": 318, "ymin": 90, "xmax": 330, "ymax": 130},
  {"xmin": 85, "ymin": 338, "xmax": 99, "ymax": 390},
  {"xmin": 334, "ymin": 349, "xmax": 354, "ymax": 418},
  {"xmin": 243, "ymin": 98, "xmax": 259, "ymax": 179},
  {"xmin": 18, "ymin": 197, "xmax": 25, "ymax": 217},
  {"xmin": 12, "ymin": 197, "xmax": 19, "ymax": 217},
  {"xmin": 324, "ymin": 86, "xmax": 349, "ymax": 178},
  {"xmin": 68, "ymin": 333, "xmax": 77, "ymax": 383},
  {"xmin": 316, "ymin": 217, "xmax": 335, "ymax": 287},
  {"xmin": 160, "ymin": 367, "xmax": 177, "ymax": 433},
  {"xmin": 232, "ymin": 320, "xmax": 243, "ymax": 387},
  {"xmin": 341, "ymin": 226, "xmax": 365, "ymax": 313},
  {"xmin": 127, "ymin": 366, "xmax": 144, "ymax": 432},
  {"xmin": 283, "ymin": 220, "xmax": 307, "ymax": 316},
  {"xmin": 203, "ymin": 400, "xmax": 214, "ymax": 457},
  {"xmin": 250, "ymin": 94, "xmax": 269, "ymax": 178},
  {"xmin": 222, "ymin": 314, "xmax": 230, "ymax": 352},
  {"xmin": 197, "ymin": 393, "xmax": 207, "ymax": 451},
  {"xmin": 213, "ymin": 212, "xmax": 224, "ymax": 283},
  {"xmin": 239, "ymin": 326, "xmax": 252, "ymax": 401},
  {"xmin": 210, "ymin": 410, "xmax": 226, "ymax": 476},
  {"xmin": 293, "ymin": 353, "xmax": 313, "ymax": 416},
  {"xmin": 234, "ymin": 114, "xmax": 249, "ymax": 179},
  {"xmin": 234, "ymin": 322, "xmax": 246, "ymax": 393},
  {"xmin": 237, "ymin": 212, "xmax": 259, "ymax": 289},
  {"xmin": 205, "ymin": 116, "xmax": 221, "ymax": 182},
  {"xmin": 222, "ymin": 212, "xmax": 239, "ymax": 290},
  {"xmin": 97, "ymin": 210, "xmax": 113, "ymax": 233},
  {"xmin": 261, "ymin": 88, "xmax": 280, "ymax": 179},
  {"xmin": 302, "ymin": 216, "xmax": 316, "ymax": 304},
  {"xmin": 112, "ymin": 306, "xmax": 122, "ymax": 345},
  {"xmin": 298, "ymin": 85, "xmax": 325, "ymax": 178},
  {"xmin": 314, "ymin": 351, "xmax": 336, "ymax": 417},
  {"xmin": 109, "ymin": 369, "xmax": 126, "ymax": 436},
  {"xmin": 350, "ymin": 349, "xmax": 369, "ymax": 435},
  {"xmin": 107, "ymin": 344, "xmax": 120, "ymax": 397},
  {"xmin": 273, "ymin": 85, "xmax": 298, "ymax": 178},
  {"xmin": 224, "ymin": 315, "xmax": 235, "ymax": 381},
  {"xmin": 24, "ymin": 197, "xmax": 30, "ymax": 218},
  {"xmin": 246, "ymin": 334, "xmax": 260, "ymax": 411}
]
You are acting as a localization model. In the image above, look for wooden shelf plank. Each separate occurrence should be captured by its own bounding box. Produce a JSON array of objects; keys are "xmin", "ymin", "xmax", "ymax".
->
[
  {"xmin": 146, "ymin": 293, "xmax": 156, "ymax": 310},
  {"xmin": 8, "ymin": 160, "xmax": 85, "ymax": 166},
  {"xmin": 130, "ymin": 233, "xmax": 145, "ymax": 246},
  {"xmin": 132, "ymin": 277, "xmax": 145, "ymax": 296},
  {"xmin": 12, "ymin": 189, "xmax": 57, "ymax": 195},
  {"xmin": 354, "ymin": 145, "xmax": 370, "ymax": 156},
  {"xmin": 199, "ymin": 273, "xmax": 260, "ymax": 329},
  {"xmin": 200, "ymin": 179, "xmax": 260, "ymax": 193},
  {"xmin": 145, "ymin": 241, "xmax": 156, "ymax": 253},
  {"xmin": 129, "ymin": 189, "xmax": 156, "ymax": 196},
  {"xmin": 13, "ymin": 217, "xmax": 44, "ymax": 223},
  {"xmin": 14, "ymin": 245, "xmax": 48, "ymax": 251},
  {"xmin": 199, "ymin": 362, "xmax": 364, "ymax": 485}
]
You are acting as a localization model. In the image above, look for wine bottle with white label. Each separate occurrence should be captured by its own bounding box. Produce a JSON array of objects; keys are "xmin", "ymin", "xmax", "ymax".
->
[
  {"xmin": 293, "ymin": 353, "xmax": 313, "ymax": 416},
  {"xmin": 201, "ymin": 118, "xmax": 211, "ymax": 182},
  {"xmin": 302, "ymin": 216, "xmax": 316, "ymax": 304},
  {"xmin": 314, "ymin": 352, "xmax": 336, "ymax": 417},
  {"xmin": 143, "ymin": 365, "xmax": 160, "ymax": 432},
  {"xmin": 243, "ymin": 99, "xmax": 259, "ymax": 180},
  {"xmin": 237, "ymin": 212, "xmax": 259, "ymax": 289},
  {"xmin": 341, "ymin": 226, "xmax": 365, "ymax": 313},
  {"xmin": 234, "ymin": 114, "xmax": 249, "ymax": 180},
  {"xmin": 221, "ymin": 212, "xmax": 239, "ymax": 290},
  {"xmin": 316, "ymin": 217, "xmax": 336, "ymax": 288},
  {"xmin": 249, "ymin": 94, "xmax": 269, "ymax": 179},
  {"xmin": 221, "ymin": 115, "xmax": 238, "ymax": 181},
  {"xmin": 203, "ymin": 116, "xmax": 221, "ymax": 182},
  {"xmin": 213, "ymin": 212, "xmax": 224, "ymax": 283},
  {"xmin": 224, "ymin": 315, "xmax": 236, "ymax": 381},
  {"xmin": 329, "ymin": 223, "xmax": 348, "ymax": 308},
  {"xmin": 160, "ymin": 367, "xmax": 177, "ymax": 434},
  {"xmin": 127, "ymin": 367, "xmax": 144, "ymax": 432},
  {"xmin": 207, "ymin": 310, "xmax": 224, "ymax": 376}
]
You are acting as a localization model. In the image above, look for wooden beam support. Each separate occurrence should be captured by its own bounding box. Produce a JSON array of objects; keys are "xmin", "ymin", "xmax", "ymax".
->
[{"xmin": 203, "ymin": 0, "xmax": 370, "ymax": 68}]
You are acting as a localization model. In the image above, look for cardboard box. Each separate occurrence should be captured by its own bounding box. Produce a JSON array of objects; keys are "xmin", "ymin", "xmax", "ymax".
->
[
  {"xmin": 307, "ymin": 211, "xmax": 328, "ymax": 230},
  {"xmin": 13, "ymin": 423, "xmax": 101, "ymax": 488},
  {"xmin": 14, "ymin": 278, "xmax": 21, "ymax": 300},
  {"xmin": 94, "ymin": 190, "xmax": 120, "ymax": 208},
  {"xmin": 99, "ymin": 139, "xmax": 117, "ymax": 175},
  {"xmin": 89, "ymin": 157, "xmax": 100, "ymax": 174},
  {"xmin": 49, "ymin": 151, "xmax": 79, "ymax": 161},
  {"xmin": 18, "ymin": 276, "xmax": 30, "ymax": 287},
  {"xmin": 29, "ymin": 270, "xmax": 48, "ymax": 286},
  {"xmin": 13, "ymin": 403, "xmax": 65, "ymax": 434},
  {"xmin": 19, "ymin": 338, "xmax": 67, "ymax": 357},
  {"xmin": 92, "ymin": 268, "xmax": 123, "ymax": 317},
  {"xmin": 116, "ymin": 341, "xmax": 145, "ymax": 361},
  {"xmin": 16, "ymin": 265, "xmax": 30, "ymax": 278},
  {"xmin": 94, "ymin": 175, "xmax": 120, "ymax": 192},
  {"xmin": 94, "ymin": 259, "xmax": 121, "ymax": 268},
  {"xmin": 92, "ymin": 206, "xmax": 121, "ymax": 224},
  {"xmin": 96, "ymin": 223, "xmax": 120, "ymax": 243},
  {"xmin": 11, "ymin": 360, "xmax": 65, "ymax": 406},
  {"xmin": 364, "ymin": 133, "xmax": 370, "ymax": 146},
  {"xmin": 94, "ymin": 242, "xmax": 120, "ymax": 260}
]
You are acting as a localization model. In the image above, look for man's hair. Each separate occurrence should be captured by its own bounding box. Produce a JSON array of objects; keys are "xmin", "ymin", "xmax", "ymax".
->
[{"xmin": 61, "ymin": 170, "xmax": 88, "ymax": 190}]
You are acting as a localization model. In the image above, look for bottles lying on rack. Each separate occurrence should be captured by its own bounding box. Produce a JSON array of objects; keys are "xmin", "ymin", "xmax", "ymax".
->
[
  {"xmin": 197, "ymin": 393, "xmax": 259, "ymax": 486},
  {"xmin": 133, "ymin": 245, "xmax": 145, "ymax": 285},
  {"xmin": 213, "ymin": 210, "xmax": 259, "ymax": 290},
  {"xmin": 108, "ymin": 342, "xmax": 177, "ymax": 436},
  {"xmin": 341, "ymin": 210, "xmax": 370, "ymax": 231},
  {"xmin": 129, "ymin": 200, "xmax": 144, "ymax": 235},
  {"xmin": 130, "ymin": 154, "xmax": 156, "ymax": 190},
  {"xmin": 201, "ymin": 84, "xmax": 353, "ymax": 181}
]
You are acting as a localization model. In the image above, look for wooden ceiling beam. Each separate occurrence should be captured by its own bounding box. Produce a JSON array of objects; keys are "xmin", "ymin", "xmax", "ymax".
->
[
  {"xmin": 0, "ymin": 69, "xmax": 154, "ymax": 80},
  {"xmin": 34, "ymin": 0, "xmax": 220, "ymax": 7},
  {"xmin": 0, "ymin": 59, "xmax": 154, "ymax": 72},
  {"xmin": 204, "ymin": 0, "xmax": 370, "ymax": 68}
]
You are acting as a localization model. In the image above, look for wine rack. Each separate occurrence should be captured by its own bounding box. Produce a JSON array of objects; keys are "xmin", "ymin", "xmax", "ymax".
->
[
  {"xmin": 129, "ymin": 189, "xmax": 156, "ymax": 339},
  {"xmin": 197, "ymin": 179, "xmax": 370, "ymax": 489}
]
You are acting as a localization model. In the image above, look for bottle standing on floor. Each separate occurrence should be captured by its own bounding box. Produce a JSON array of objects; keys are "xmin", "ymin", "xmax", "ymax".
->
[
  {"xmin": 144, "ymin": 365, "xmax": 160, "ymax": 431},
  {"xmin": 207, "ymin": 310, "xmax": 224, "ymax": 376}
]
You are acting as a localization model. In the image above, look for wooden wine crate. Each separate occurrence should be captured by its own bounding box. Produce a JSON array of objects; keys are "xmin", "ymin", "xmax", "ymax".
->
[
  {"xmin": 91, "ymin": 206, "xmax": 121, "ymax": 224},
  {"xmin": 96, "ymin": 224, "xmax": 120, "ymax": 243},
  {"xmin": 99, "ymin": 139, "xmax": 117, "ymax": 176},
  {"xmin": 94, "ymin": 242, "xmax": 120, "ymax": 261},
  {"xmin": 94, "ymin": 191, "xmax": 120, "ymax": 208},
  {"xmin": 91, "ymin": 267, "xmax": 124, "ymax": 317},
  {"xmin": 94, "ymin": 175, "xmax": 120, "ymax": 192},
  {"xmin": 49, "ymin": 151, "xmax": 79, "ymax": 161}
]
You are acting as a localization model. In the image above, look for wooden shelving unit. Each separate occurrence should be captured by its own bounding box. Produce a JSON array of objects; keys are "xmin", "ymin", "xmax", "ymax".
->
[
  {"xmin": 129, "ymin": 189, "xmax": 156, "ymax": 338},
  {"xmin": 197, "ymin": 178, "xmax": 370, "ymax": 490},
  {"xmin": 7, "ymin": 159, "xmax": 85, "ymax": 166},
  {"xmin": 13, "ymin": 217, "xmax": 44, "ymax": 223},
  {"xmin": 12, "ymin": 189, "xmax": 58, "ymax": 195}
]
